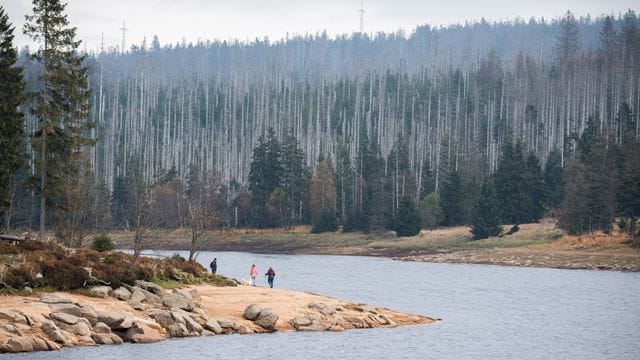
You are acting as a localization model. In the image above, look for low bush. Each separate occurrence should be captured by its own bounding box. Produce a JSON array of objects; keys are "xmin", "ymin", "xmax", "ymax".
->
[
  {"xmin": 311, "ymin": 210, "xmax": 338, "ymax": 233},
  {"xmin": 40, "ymin": 260, "xmax": 89, "ymax": 290},
  {"xmin": 91, "ymin": 235, "xmax": 115, "ymax": 252},
  {"xmin": 3, "ymin": 264, "xmax": 38, "ymax": 289}
]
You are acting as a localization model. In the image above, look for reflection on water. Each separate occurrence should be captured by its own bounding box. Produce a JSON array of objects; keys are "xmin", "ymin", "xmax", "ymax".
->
[{"xmin": 5, "ymin": 251, "xmax": 640, "ymax": 360}]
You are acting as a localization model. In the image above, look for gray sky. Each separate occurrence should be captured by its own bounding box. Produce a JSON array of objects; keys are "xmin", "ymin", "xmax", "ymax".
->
[{"xmin": 3, "ymin": 0, "xmax": 638, "ymax": 52}]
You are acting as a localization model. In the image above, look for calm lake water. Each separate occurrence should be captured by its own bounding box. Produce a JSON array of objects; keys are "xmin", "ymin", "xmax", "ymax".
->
[{"xmin": 5, "ymin": 251, "xmax": 640, "ymax": 359}]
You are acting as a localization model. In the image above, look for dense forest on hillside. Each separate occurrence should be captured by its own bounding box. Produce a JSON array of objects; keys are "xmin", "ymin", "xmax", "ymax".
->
[{"xmin": 1, "ymin": 3, "xmax": 639, "ymax": 245}]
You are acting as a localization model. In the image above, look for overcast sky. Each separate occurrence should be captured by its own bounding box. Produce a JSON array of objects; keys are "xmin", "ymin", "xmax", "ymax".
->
[{"xmin": 3, "ymin": 0, "xmax": 638, "ymax": 52}]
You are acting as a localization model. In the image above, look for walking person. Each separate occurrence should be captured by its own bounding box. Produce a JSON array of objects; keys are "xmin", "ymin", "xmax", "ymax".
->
[
  {"xmin": 210, "ymin": 258, "xmax": 217, "ymax": 274},
  {"xmin": 250, "ymin": 264, "xmax": 258, "ymax": 286},
  {"xmin": 265, "ymin": 267, "xmax": 276, "ymax": 288}
]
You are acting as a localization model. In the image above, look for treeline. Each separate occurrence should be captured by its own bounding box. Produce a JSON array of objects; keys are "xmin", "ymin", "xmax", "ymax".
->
[{"xmin": 1, "ymin": 3, "xmax": 639, "ymax": 246}]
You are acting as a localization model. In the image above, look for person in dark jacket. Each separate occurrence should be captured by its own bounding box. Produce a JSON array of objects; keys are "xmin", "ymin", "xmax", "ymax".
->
[
  {"xmin": 210, "ymin": 258, "xmax": 217, "ymax": 274},
  {"xmin": 265, "ymin": 267, "xmax": 275, "ymax": 288}
]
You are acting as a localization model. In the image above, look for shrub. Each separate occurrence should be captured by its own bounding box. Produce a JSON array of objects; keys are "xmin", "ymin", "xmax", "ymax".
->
[
  {"xmin": 2, "ymin": 264, "xmax": 38, "ymax": 289},
  {"xmin": 40, "ymin": 261, "xmax": 89, "ymax": 290},
  {"xmin": 0, "ymin": 243, "xmax": 18, "ymax": 255},
  {"xmin": 170, "ymin": 253, "xmax": 186, "ymax": 262},
  {"xmin": 311, "ymin": 210, "xmax": 338, "ymax": 233},
  {"xmin": 91, "ymin": 235, "xmax": 115, "ymax": 252},
  {"xmin": 506, "ymin": 225, "xmax": 520, "ymax": 235}
]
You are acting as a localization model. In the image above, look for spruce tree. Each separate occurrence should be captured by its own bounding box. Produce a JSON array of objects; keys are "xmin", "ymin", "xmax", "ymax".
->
[
  {"xmin": 281, "ymin": 132, "xmax": 310, "ymax": 225},
  {"xmin": 440, "ymin": 169, "xmax": 464, "ymax": 226},
  {"xmin": 393, "ymin": 196, "xmax": 422, "ymax": 237},
  {"xmin": 524, "ymin": 152, "xmax": 546, "ymax": 222},
  {"xmin": 494, "ymin": 142, "xmax": 528, "ymax": 224},
  {"xmin": 248, "ymin": 128, "xmax": 283, "ymax": 227},
  {"xmin": 471, "ymin": 177, "xmax": 502, "ymax": 240},
  {"xmin": 335, "ymin": 144, "xmax": 354, "ymax": 226},
  {"xmin": 544, "ymin": 148, "xmax": 564, "ymax": 208},
  {"xmin": 0, "ymin": 6, "xmax": 25, "ymax": 227},
  {"xmin": 24, "ymin": 0, "xmax": 94, "ymax": 238},
  {"xmin": 419, "ymin": 158, "xmax": 435, "ymax": 201}
]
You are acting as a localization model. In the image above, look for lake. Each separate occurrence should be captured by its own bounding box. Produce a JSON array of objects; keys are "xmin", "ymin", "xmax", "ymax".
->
[{"xmin": 5, "ymin": 251, "xmax": 639, "ymax": 359}]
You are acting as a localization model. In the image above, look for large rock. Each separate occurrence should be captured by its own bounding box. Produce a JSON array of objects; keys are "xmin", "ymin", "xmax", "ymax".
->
[
  {"xmin": 235, "ymin": 325, "xmax": 253, "ymax": 334},
  {"xmin": 291, "ymin": 316, "xmax": 312, "ymax": 329},
  {"xmin": 172, "ymin": 288, "xmax": 193, "ymax": 301},
  {"xmin": 0, "ymin": 310, "xmax": 30, "ymax": 325},
  {"xmin": 161, "ymin": 293, "xmax": 192, "ymax": 311},
  {"xmin": 203, "ymin": 320, "xmax": 223, "ymax": 334},
  {"xmin": 52, "ymin": 315, "xmax": 92, "ymax": 337},
  {"xmin": 0, "ymin": 323, "xmax": 22, "ymax": 336},
  {"xmin": 93, "ymin": 322, "xmax": 112, "ymax": 334},
  {"xmin": 122, "ymin": 323, "xmax": 164, "ymax": 343},
  {"xmin": 254, "ymin": 308, "xmax": 278, "ymax": 331},
  {"xmin": 39, "ymin": 294, "xmax": 72, "ymax": 304},
  {"xmin": 49, "ymin": 303, "xmax": 82, "ymax": 317},
  {"xmin": 41, "ymin": 321, "xmax": 70, "ymax": 344},
  {"xmin": 91, "ymin": 332, "xmax": 124, "ymax": 345},
  {"xmin": 297, "ymin": 321, "xmax": 328, "ymax": 332},
  {"xmin": 87, "ymin": 286, "xmax": 111, "ymax": 298},
  {"xmin": 166, "ymin": 323, "xmax": 189, "ymax": 337},
  {"xmin": 308, "ymin": 302, "xmax": 336, "ymax": 315},
  {"xmin": 50, "ymin": 312, "xmax": 79, "ymax": 325},
  {"xmin": 134, "ymin": 280, "xmax": 164, "ymax": 295},
  {"xmin": 147, "ymin": 309, "xmax": 174, "ymax": 329},
  {"xmin": 78, "ymin": 304, "xmax": 98, "ymax": 326},
  {"xmin": 112, "ymin": 287, "xmax": 132, "ymax": 301},
  {"xmin": 95, "ymin": 311, "xmax": 127, "ymax": 328},
  {"xmin": 0, "ymin": 337, "xmax": 49, "ymax": 353},
  {"xmin": 243, "ymin": 304, "xmax": 262, "ymax": 321},
  {"xmin": 130, "ymin": 287, "xmax": 162, "ymax": 307}
]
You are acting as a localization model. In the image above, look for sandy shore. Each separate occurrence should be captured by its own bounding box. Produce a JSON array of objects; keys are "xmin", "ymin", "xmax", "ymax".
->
[{"xmin": 0, "ymin": 283, "xmax": 433, "ymax": 353}]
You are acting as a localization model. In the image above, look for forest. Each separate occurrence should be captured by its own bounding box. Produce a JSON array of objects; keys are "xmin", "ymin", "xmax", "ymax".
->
[{"xmin": 1, "ymin": 2, "xmax": 639, "ymax": 246}]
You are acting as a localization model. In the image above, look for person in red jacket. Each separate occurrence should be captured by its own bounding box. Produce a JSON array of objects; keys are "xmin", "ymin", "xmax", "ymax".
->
[
  {"xmin": 250, "ymin": 264, "xmax": 258, "ymax": 286},
  {"xmin": 265, "ymin": 267, "xmax": 275, "ymax": 288}
]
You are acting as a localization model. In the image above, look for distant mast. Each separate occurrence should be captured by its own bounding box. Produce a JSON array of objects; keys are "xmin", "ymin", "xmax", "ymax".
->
[
  {"xmin": 359, "ymin": 0, "xmax": 365, "ymax": 34},
  {"xmin": 120, "ymin": 20, "xmax": 128, "ymax": 55}
]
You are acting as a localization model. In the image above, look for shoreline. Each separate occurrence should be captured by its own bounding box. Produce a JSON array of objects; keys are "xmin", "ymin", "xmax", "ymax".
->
[
  {"xmin": 109, "ymin": 222, "xmax": 639, "ymax": 272},
  {"xmin": 0, "ymin": 283, "xmax": 433, "ymax": 354}
]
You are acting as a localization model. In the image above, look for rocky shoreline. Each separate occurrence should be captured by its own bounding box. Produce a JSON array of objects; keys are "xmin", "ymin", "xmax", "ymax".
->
[{"xmin": 0, "ymin": 282, "xmax": 434, "ymax": 353}]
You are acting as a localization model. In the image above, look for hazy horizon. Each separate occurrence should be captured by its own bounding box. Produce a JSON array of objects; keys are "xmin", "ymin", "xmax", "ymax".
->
[{"xmin": 2, "ymin": 0, "xmax": 638, "ymax": 52}]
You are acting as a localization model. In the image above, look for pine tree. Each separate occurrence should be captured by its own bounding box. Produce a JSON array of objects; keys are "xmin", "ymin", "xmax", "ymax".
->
[
  {"xmin": 281, "ymin": 132, "xmax": 311, "ymax": 225},
  {"xmin": 440, "ymin": 169, "xmax": 464, "ymax": 226},
  {"xmin": 524, "ymin": 152, "xmax": 546, "ymax": 222},
  {"xmin": 418, "ymin": 192, "xmax": 444, "ymax": 230},
  {"xmin": 0, "ymin": 6, "xmax": 25, "ymax": 228},
  {"xmin": 335, "ymin": 144, "xmax": 354, "ymax": 226},
  {"xmin": 419, "ymin": 159, "xmax": 435, "ymax": 201},
  {"xmin": 555, "ymin": 11, "xmax": 581, "ymax": 70},
  {"xmin": 393, "ymin": 196, "xmax": 422, "ymax": 237},
  {"xmin": 544, "ymin": 148, "xmax": 564, "ymax": 208},
  {"xmin": 310, "ymin": 157, "xmax": 336, "ymax": 228},
  {"xmin": 24, "ymin": 0, "xmax": 94, "ymax": 238},
  {"xmin": 471, "ymin": 177, "xmax": 502, "ymax": 240},
  {"xmin": 248, "ymin": 128, "xmax": 283, "ymax": 227},
  {"xmin": 494, "ymin": 142, "xmax": 528, "ymax": 224}
]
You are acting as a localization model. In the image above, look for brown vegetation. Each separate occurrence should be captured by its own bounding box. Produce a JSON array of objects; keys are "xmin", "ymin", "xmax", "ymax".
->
[{"xmin": 0, "ymin": 240, "xmax": 234, "ymax": 292}]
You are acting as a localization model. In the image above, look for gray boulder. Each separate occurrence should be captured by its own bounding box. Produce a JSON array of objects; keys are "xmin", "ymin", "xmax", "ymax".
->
[
  {"xmin": 112, "ymin": 287, "xmax": 132, "ymax": 301},
  {"xmin": 203, "ymin": 320, "xmax": 223, "ymax": 334},
  {"xmin": 243, "ymin": 304, "xmax": 262, "ymax": 321},
  {"xmin": 95, "ymin": 311, "xmax": 126, "ymax": 328},
  {"xmin": 39, "ymin": 294, "xmax": 72, "ymax": 304},
  {"xmin": 0, "ymin": 337, "xmax": 49, "ymax": 353},
  {"xmin": 41, "ymin": 320, "xmax": 70, "ymax": 344},
  {"xmin": 167, "ymin": 323, "xmax": 189, "ymax": 337},
  {"xmin": 291, "ymin": 316, "xmax": 312, "ymax": 329},
  {"xmin": 49, "ymin": 303, "xmax": 82, "ymax": 317},
  {"xmin": 87, "ymin": 285, "xmax": 111, "ymax": 298},
  {"xmin": 254, "ymin": 308, "xmax": 278, "ymax": 331},
  {"xmin": 134, "ymin": 280, "xmax": 164, "ymax": 295},
  {"xmin": 161, "ymin": 293, "xmax": 192, "ymax": 311}
]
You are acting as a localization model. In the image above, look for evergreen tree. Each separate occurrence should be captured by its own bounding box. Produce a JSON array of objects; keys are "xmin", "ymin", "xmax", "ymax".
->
[
  {"xmin": 248, "ymin": 128, "xmax": 283, "ymax": 227},
  {"xmin": 310, "ymin": 157, "xmax": 336, "ymax": 227},
  {"xmin": 524, "ymin": 151, "xmax": 546, "ymax": 222},
  {"xmin": 544, "ymin": 148, "xmax": 564, "ymax": 208},
  {"xmin": 111, "ymin": 176, "xmax": 130, "ymax": 229},
  {"xmin": 494, "ymin": 142, "xmax": 528, "ymax": 224},
  {"xmin": 555, "ymin": 11, "xmax": 581, "ymax": 69},
  {"xmin": 471, "ymin": 177, "xmax": 503, "ymax": 240},
  {"xmin": 24, "ymin": 0, "xmax": 94, "ymax": 238},
  {"xmin": 419, "ymin": 158, "xmax": 435, "ymax": 201},
  {"xmin": 0, "ymin": 7, "xmax": 25, "ymax": 228},
  {"xmin": 440, "ymin": 169, "xmax": 464, "ymax": 226},
  {"xmin": 418, "ymin": 192, "xmax": 444, "ymax": 230},
  {"xmin": 281, "ymin": 132, "xmax": 311, "ymax": 225},
  {"xmin": 559, "ymin": 117, "xmax": 617, "ymax": 234},
  {"xmin": 335, "ymin": 144, "xmax": 354, "ymax": 226},
  {"xmin": 393, "ymin": 196, "xmax": 422, "ymax": 237}
]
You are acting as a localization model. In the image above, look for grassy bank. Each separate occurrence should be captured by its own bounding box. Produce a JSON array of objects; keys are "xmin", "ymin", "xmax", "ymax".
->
[{"xmin": 108, "ymin": 220, "xmax": 640, "ymax": 271}]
